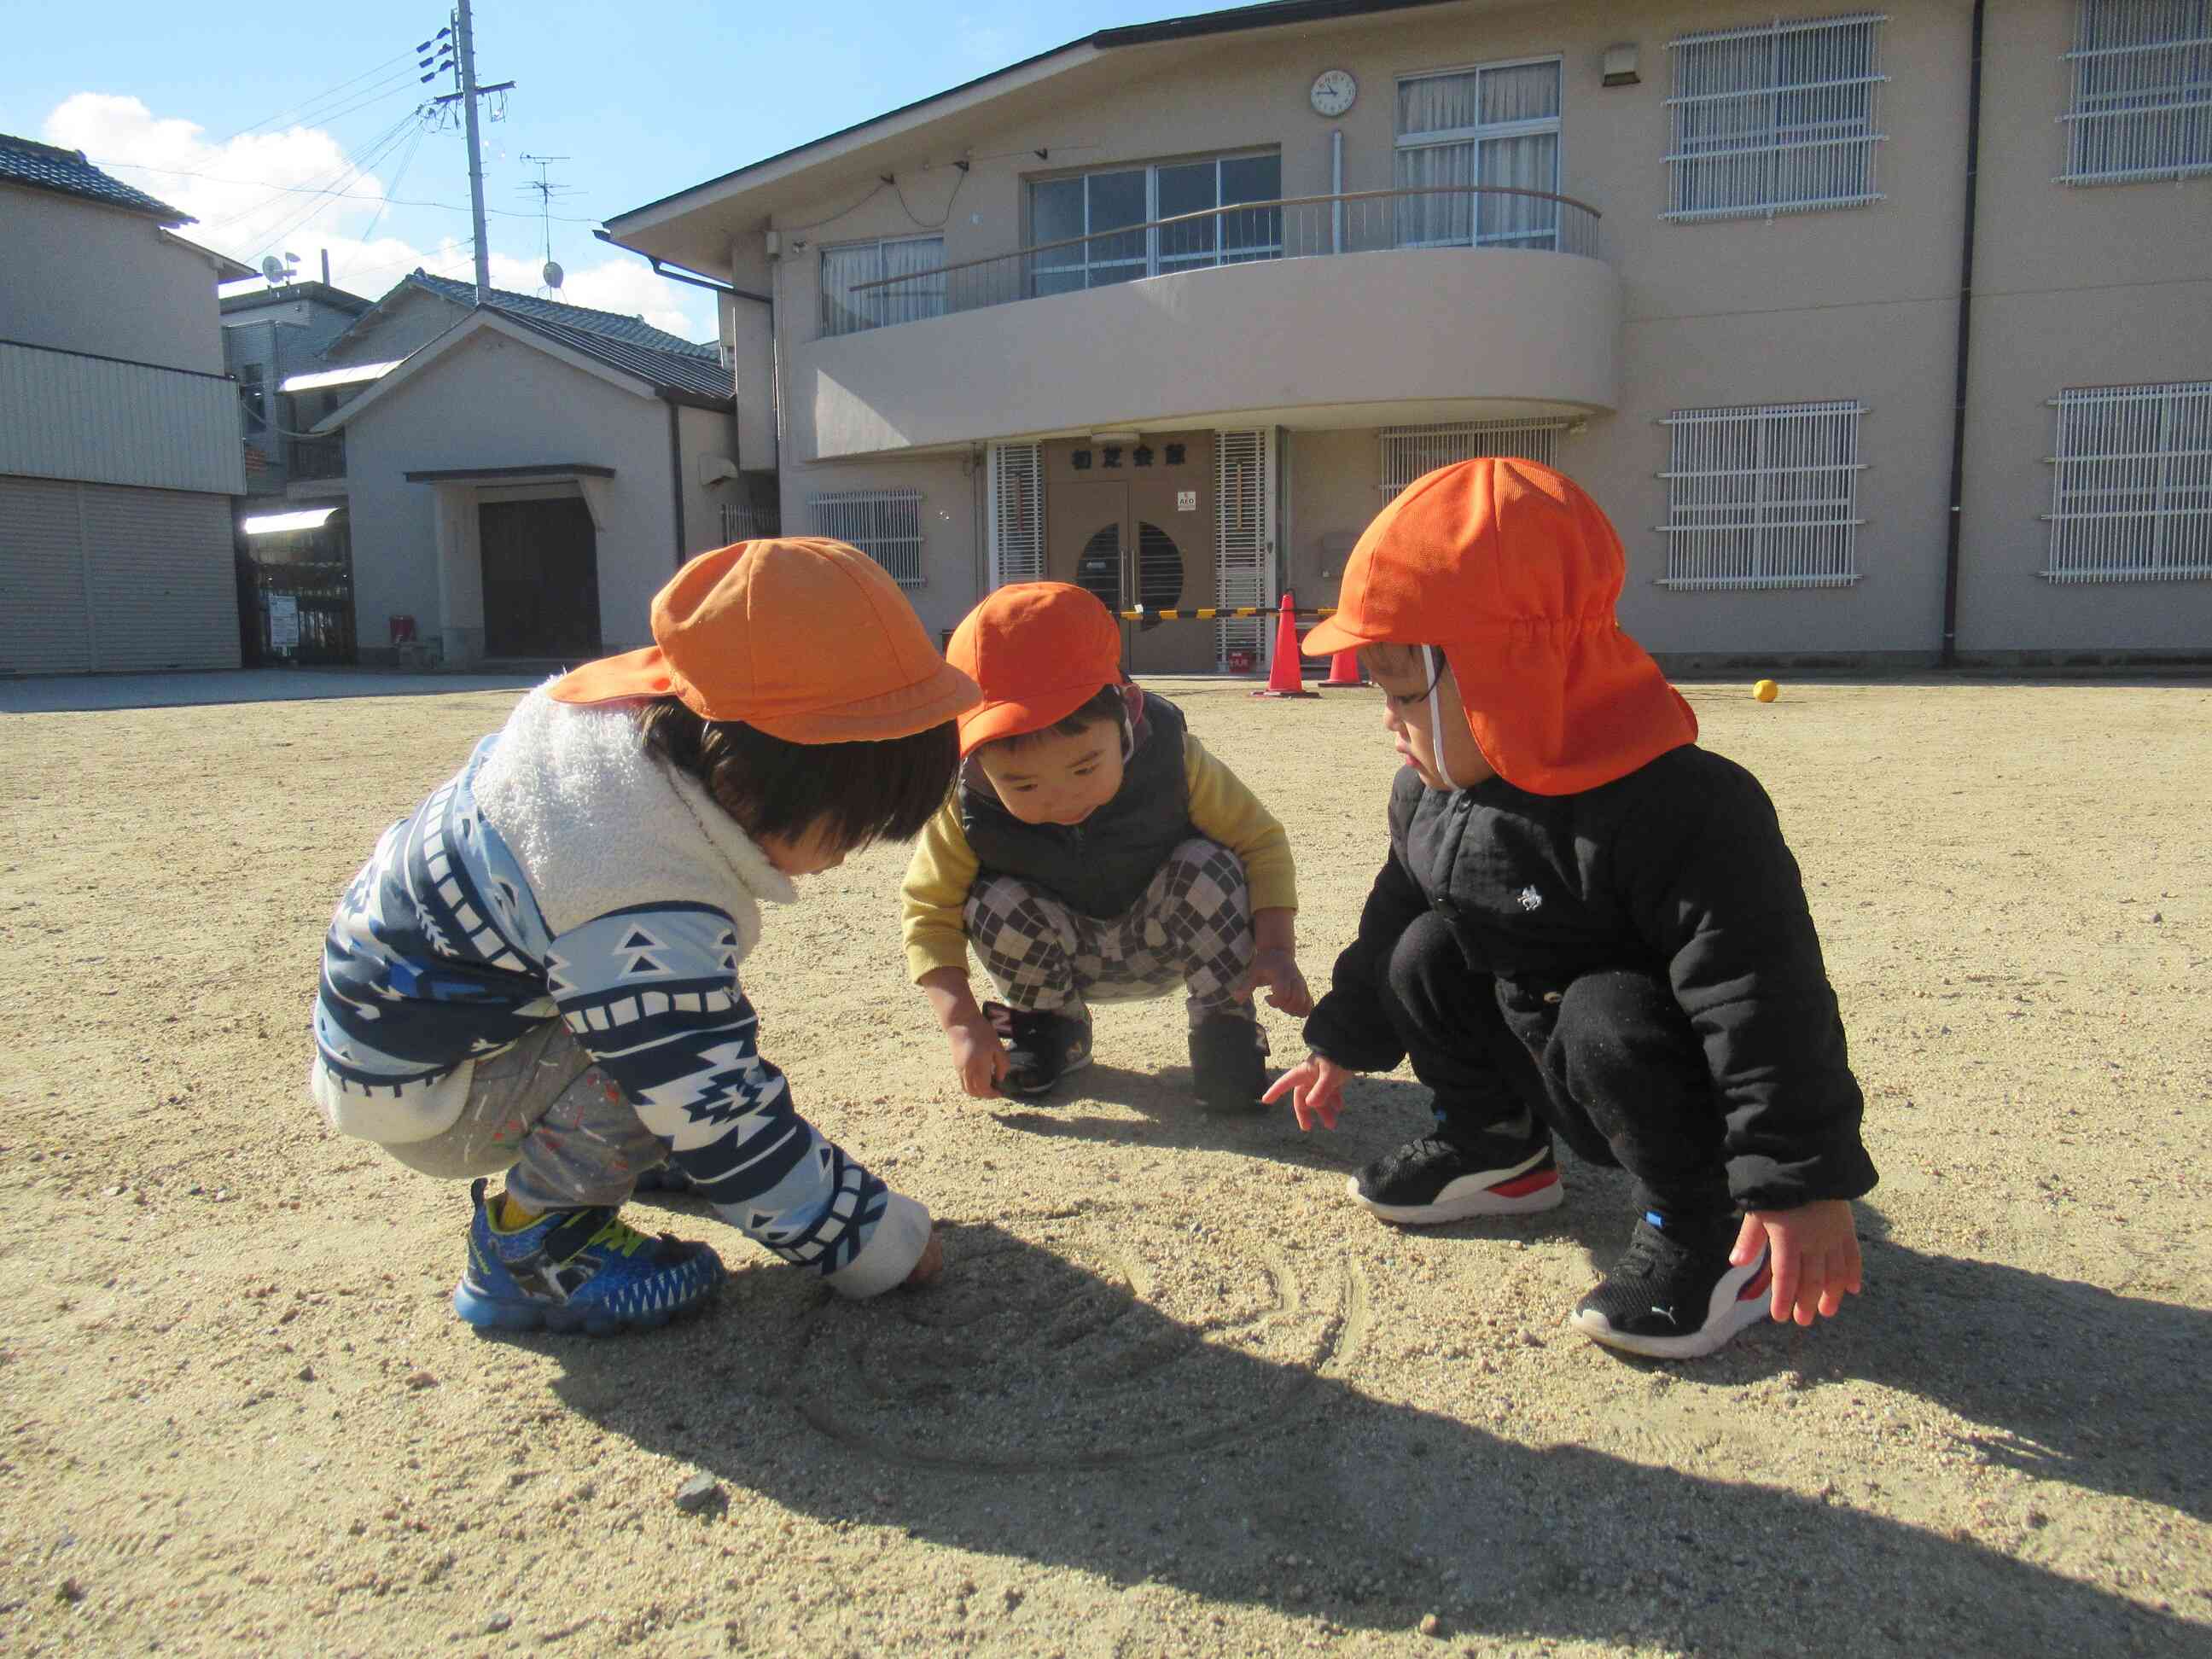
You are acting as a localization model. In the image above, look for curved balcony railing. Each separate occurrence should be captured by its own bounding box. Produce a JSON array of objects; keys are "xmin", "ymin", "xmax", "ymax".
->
[{"xmin": 825, "ymin": 184, "xmax": 1604, "ymax": 338}]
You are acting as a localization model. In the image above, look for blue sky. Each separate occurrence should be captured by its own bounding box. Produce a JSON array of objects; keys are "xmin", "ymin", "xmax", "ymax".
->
[{"xmin": 5, "ymin": 0, "xmax": 1211, "ymax": 339}]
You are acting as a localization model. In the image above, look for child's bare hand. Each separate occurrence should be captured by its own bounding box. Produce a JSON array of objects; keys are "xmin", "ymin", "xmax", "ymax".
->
[
  {"xmin": 1260, "ymin": 1052, "xmax": 1350, "ymax": 1130},
  {"xmin": 1732, "ymin": 1201, "xmax": 1861, "ymax": 1325},
  {"xmin": 1236, "ymin": 948, "xmax": 1314, "ymax": 1016},
  {"xmin": 902, "ymin": 1230, "xmax": 945, "ymax": 1287},
  {"xmin": 946, "ymin": 1016, "xmax": 1009, "ymax": 1099}
]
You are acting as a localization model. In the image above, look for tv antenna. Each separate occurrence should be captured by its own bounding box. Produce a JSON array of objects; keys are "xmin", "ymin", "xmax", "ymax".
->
[{"xmin": 519, "ymin": 154, "xmax": 573, "ymax": 292}]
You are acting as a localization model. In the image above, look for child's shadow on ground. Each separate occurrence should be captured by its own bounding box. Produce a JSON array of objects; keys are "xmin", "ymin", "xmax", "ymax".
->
[{"xmin": 520, "ymin": 1219, "xmax": 2206, "ymax": 1656}]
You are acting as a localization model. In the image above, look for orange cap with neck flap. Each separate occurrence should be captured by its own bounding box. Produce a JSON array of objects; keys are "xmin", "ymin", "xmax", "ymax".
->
[{"xmin": 1301, "ymin": 457, "xmax": 1696, "ymax": 795}]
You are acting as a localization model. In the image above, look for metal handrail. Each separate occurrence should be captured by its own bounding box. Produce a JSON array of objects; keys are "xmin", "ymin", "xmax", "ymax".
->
[{"xmin": 846, "ymin": 184, "xmax": 1604, "ymax": 294}]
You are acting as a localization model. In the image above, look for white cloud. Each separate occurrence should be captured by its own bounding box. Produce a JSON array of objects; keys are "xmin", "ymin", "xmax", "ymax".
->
[{"xmin": 40, "ymin": 93, "xmax": 713, "ymax": 341}]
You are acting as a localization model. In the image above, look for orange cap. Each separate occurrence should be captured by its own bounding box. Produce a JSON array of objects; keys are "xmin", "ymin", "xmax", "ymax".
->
[
  {"xmin": 946, "ymin": 581, "xmax": 1126, "ymax": 757},
  {"xmin": 1301, "ymin": 458, "xmax": 1696, "ymax": 795},
  {"xmin": 550, "ymin": 538, "xmax": 980, "ymax": 742}
]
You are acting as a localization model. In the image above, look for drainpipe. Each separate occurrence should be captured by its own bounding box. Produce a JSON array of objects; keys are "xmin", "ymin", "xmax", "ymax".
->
[
  {"xmin": 1939, "ymin": 0, "xmax": 1986, "ymax": 669},
  {"xmin": 1330, "ymin": 130, "xmax": 1344, "ymax": 253},
  {"xmin": 667, "ymin": 402, "xmax": 687, "ymax": 569}
]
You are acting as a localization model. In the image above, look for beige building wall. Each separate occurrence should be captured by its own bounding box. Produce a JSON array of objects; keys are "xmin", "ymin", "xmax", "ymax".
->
[
  {"xmin": 0, "ymin": 186, "xmax": 225, "ymax": 374},
  {"xmin": 635, "ymin": 0, "xmax": 2206, "ymax": 664}
]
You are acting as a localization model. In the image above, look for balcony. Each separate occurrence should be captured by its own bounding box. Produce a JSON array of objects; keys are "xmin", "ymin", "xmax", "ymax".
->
[
  {"xmin": 793, "ymin": 187, "xmax": 1620, "ymax": 462},
  {"xmin": 288, "ymin": 432, "xmax": 347, "ymax": 482}
]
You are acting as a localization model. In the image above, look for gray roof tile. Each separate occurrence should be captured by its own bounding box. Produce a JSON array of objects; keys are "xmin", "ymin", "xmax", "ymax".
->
[
  {"xmin": 406, "ymin": 271, "xmax": 714, "ymax": 358},
  {"xmin": 0, "ymin": 131, "xmax": 191, "ymax": 224}
]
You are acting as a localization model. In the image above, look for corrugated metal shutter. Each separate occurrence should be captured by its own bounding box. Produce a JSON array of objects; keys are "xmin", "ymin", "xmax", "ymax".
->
[
  {"xmin": 0, "ymin": 474, "xmax": 93, "ymax": 674},
  {"xmin": 80, "ymin": 486, "xmax": 240, "ymax": 672}
]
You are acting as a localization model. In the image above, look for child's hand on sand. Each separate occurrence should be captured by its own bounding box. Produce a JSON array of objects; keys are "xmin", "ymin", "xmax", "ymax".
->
[
  {"xmin": 902, "ymin": 1229, "xmax": 945, "ymax": 1287},
  {"xmin": 946, "ymin": 1015, "xmax": 1010, "ymax": 1098},
  {"xmin": 1732, "ymin": 1199, "xmax": 1861, "ymax": 1324},
  {"xmin": 1236, "ymin": 948, "xmax": 1314, "ymax": 1016},
  {"xmin": 1260, "ymin": 1052, "xmax": 1350, "ymax": 1130}
]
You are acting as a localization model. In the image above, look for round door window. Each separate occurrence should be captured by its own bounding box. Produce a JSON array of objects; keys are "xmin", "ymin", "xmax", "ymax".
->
[{"xmin": 1135, "ymin": 522, "xmax": 1183, "ymax": 630}]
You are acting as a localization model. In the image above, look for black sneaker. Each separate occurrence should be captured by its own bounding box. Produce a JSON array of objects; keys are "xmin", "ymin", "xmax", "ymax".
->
[
  {"xmin": 1188, "ymin": 1013, "xmax": 1271, "ymax": 1115},
  {"xmin": 983, "ymin": 1000, "xmax": 1092, "ymax": 1096},
  {"xmin": 631, "ymin": 1162, "xmax": 696, "ymax": 1196},
  {"xmin": 1346, "ymin": 1122, "xmax": 1562, "ymax": 1224},
  {"xmin": 1569, "ymin": 1211, "xmax": 1772, "ymax": 1359}
]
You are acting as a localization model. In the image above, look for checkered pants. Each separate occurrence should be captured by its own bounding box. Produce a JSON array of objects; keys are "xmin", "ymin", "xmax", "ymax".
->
[{"xmin": 963, "ymin": 837, "xmax": 1255, "ymax": 1027}]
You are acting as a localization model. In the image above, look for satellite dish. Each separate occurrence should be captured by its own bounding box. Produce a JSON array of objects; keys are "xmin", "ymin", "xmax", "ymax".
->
[
  {"xmin": 260, "ymin": 255, "xmax": 288, "ymax": 284},
  {"xmin": 542, "ymin": 260, "xmax": 564, "ymax": 289}
]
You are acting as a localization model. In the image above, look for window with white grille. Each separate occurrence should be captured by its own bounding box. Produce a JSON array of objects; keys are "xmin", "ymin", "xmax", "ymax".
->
[
  {"xmin": 2060, "ymin": 0, "xmax": 2212, "ymax": 183},
  {"xmin": 1659, "ymin": 401, "xmax": 1866, "ymax": 589},
  {"xmin": 2044, "ymin": 381, "xmax": 2212, "ymax": 581},
  {"xmin": 1379, "ymin": 420, "xmax": 1568, "ymax": 501},
  {"xmin": 819, "ymin": 236, "xmax": 945, "ymax": 339},
  {"xmin": 718, "ymin": 502, "xmax": 780, "ymax": 544},
  {"xmin": 988, "ymin": 443, "xmax": 1045, "ymax": 588},
  {"xmin": 1395, "ymin": 60, "xmax": 1563, "ymax": 248},
  {"xmin": 812, "ymin": 487, "xmax": 925, "ymax": 586},
  {"xmin": 1216, "ymin": 430, "xmax": 1271, "ymax": 665},
  {"xmin": 1665, "ymin": 14, "xmax": 1887, "ymax": 220}
]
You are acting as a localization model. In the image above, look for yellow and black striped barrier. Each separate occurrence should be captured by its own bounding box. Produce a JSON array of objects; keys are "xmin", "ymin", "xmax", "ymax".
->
[{"xmin": 1112, "ymin": 606, "xmax": 1338, "ymax": 620}]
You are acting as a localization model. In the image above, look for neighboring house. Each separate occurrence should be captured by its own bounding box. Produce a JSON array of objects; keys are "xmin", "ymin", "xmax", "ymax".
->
[
  {"xmin": 0, "ymin": 133, "xmax": 252, "ymax": 676},
  {"xmin": 221, "ymin": 278, "xmax": 373, "ymax": 498},
  {"xmin": 604, "ymin": 0, "xmax": 2210, "ymax": 668},
  {"xmin": 305, "ymin": 276, "xmax": 743, "ymax": 666}
]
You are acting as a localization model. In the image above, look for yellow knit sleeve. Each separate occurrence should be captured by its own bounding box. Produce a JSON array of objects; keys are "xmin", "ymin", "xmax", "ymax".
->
[
  {"xmin": 901, "ymin": 795, "xmax": 981, "ymax": 983},
  {"xmin": 1184, "ymin": 732, "xmax": 1299, "ymax": 914}
]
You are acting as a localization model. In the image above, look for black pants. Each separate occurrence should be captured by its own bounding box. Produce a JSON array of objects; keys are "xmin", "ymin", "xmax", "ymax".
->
[{"xmin": 1378, "ymin": 911, "xmax": 1732, "ymax": 1217}]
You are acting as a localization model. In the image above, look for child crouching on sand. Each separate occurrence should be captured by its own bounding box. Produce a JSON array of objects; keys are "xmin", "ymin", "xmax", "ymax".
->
[
  {"xmin": 307, "ymin": 539, "xmax": 979, "ymax": 1332},
  {"xmin": 1266, "ymin": 459, "xmax": 1876, "ymax": 1359},
  {"xmin": 903, "ymin": 582, "xmax": 1309, "ymax": 1113}
]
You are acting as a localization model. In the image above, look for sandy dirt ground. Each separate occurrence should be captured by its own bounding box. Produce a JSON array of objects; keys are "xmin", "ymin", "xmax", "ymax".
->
[{"xmin": 1, "ymin": 673, "xmax": 2206, "ymax": 1658}]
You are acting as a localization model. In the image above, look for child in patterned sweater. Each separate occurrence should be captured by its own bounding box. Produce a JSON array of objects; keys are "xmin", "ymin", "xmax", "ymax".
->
[{"xmin": 308, "ymin": 539, "xmax": 979, "ymax": 1333}]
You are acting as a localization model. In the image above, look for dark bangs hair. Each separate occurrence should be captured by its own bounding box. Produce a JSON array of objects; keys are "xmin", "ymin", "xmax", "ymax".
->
[
  {"xmin": 1358, "ymin": 642, "xmax": 1433, "ymax": 679},
  {"xmin": 993, "ymin": 684, "xmax": 1126, "ymax": 753},
  {"xmin": 637, "ymin": 698, "xmax": 959, "ymax": 854}
]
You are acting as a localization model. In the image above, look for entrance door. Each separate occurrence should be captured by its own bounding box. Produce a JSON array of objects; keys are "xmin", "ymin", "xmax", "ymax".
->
[
  {"xmin": 480, "ymin": 497, "xmax": 602, "ymax": 660},
  {"xmin": 1042, "ymin": 434, "xmax": 1217, "ymax": 675}
]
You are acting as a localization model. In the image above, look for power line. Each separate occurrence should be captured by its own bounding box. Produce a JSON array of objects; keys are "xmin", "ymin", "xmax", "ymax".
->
[
  {"xmin": 191, "ymin": 106, "xmax": 424, "ymax": 236},
  {"xmin": 247, "ymin": 114, "xmax": 424, "ymax": 259},
  {"xmin": 204, "ymin": 51, "xmax": 419, "ymax": 147},
  {"xmin": 86, "ymin": 160, "xmax": 606, "ymax": 220}
]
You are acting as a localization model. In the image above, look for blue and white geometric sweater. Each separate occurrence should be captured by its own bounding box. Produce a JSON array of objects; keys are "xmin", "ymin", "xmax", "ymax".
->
[{"xmin": 307, "ymin": 684, "xmax": 929, "ymax": 1299}]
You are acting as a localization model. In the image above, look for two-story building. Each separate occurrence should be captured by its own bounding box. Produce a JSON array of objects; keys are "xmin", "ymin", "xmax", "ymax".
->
[
  {"xmin": 1, "ymin": 134, "xmax": 252, "ymax": 676},
  {"xmin": 604, "ymin": 0, "xmax": 2209, "ymax": 670}
]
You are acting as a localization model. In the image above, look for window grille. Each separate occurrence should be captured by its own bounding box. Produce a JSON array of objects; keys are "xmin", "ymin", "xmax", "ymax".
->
[
  {"xmin": 2044, "ymin": 381, "xmax": 2212, "ymax": 581},
  {"xmin": 819, "ymin": 236, "xmax": 944, "ymax": 338},
  {"xmin": 1658, "ymin": 400, "xmax": 1866, "ymax": 589},
  {"xmin": 811, "ymin": 487, "xmax": 925, "ymax": 586},
  {"xmin": 988, "ymin": 443, "xmax": 1045, "ymax": 588},
  {"xmin": 1665, "ymin": 14, "xmax": 1887, "ymax": 220},
  {"xmin": 1395, "ymin": 59, "xmax": 1563, "ymax": 248},
  {"xmin": 1378, "ymin": 420, "xmax": 1569, "ymax": 502},
  {"xmin": 1216, "ymin": 430, "xmax": 1270, "ymax": 666},
  {"xmin": 718, "ymin": 501, "xmax": 780, "ymax": 545},
  {"xmin": 2060, "ymin": 0, "xmax": 2212, "ymax": 183}
]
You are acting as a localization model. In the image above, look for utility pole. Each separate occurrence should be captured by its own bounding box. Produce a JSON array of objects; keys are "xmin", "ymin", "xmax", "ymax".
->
[
  {"xmin": 455, "ymin": 0, "xmax": 490, "ymax": 303},
  {"xmin": 422, "ymin": 3, "xmax": 515, "ymax": 307}
]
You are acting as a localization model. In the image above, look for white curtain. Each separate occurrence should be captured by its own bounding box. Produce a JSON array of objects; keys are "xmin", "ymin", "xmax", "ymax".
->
[
  {"xmin": 879, "ymin": 236, "xmax": 946, "ymax": 327},
  {"xmin": 820, "ymin": 238, "xmax": 944, "ymax": 337},
  {"xmin": 1396, "ymin": 63, "xmax": 1560, "ymax": 248}
]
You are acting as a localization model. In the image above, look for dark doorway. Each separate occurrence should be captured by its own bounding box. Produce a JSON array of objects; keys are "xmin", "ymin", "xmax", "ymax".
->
[{"xmin": 480, "ymin": 497, "xmax": 602, "ymax": 660}]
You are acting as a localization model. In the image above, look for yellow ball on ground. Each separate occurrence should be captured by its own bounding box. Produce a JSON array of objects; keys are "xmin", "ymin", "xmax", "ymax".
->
[{"xmin": 1753, "ymin": 678, "xmax": 1780, "ymax": 703}]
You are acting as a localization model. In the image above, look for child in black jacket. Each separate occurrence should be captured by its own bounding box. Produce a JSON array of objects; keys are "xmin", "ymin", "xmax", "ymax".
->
[{"xmin": 1266, "ymin": 458, "xmax": 1877, "ymax": 1359}]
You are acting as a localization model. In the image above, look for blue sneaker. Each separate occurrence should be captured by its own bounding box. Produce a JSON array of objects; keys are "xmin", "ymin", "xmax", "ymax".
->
[{"xmin": 452, "ymin": 1179, "xmax": 724, "ymax": 1335}]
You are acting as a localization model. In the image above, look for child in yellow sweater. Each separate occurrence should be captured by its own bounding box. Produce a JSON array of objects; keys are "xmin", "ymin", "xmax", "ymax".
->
[{"xmin": 902, "ymin": 583, "xmax": 1308, "ymax": 1113}]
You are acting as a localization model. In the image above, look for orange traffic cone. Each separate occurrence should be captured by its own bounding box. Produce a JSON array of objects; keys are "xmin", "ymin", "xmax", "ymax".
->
[
  {"xmin": 1252, "ymin": 592, "xmax": 1319, "ymax": 699},
  {"xmin": 1320, "ymin": 647, "xmax": 1365, "ymax": 689}
]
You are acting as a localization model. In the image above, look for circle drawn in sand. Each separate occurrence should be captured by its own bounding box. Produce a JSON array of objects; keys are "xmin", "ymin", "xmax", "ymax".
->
[{"xmin": 788, "ymin": 1208, "xmax": 1369, "ymax": 1471}]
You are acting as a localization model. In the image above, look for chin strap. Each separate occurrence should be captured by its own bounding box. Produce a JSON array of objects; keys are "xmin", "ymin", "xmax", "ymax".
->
[{"xmin": 1423, "ymin": 645, "xmax": 1459, "ymax": 790}]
